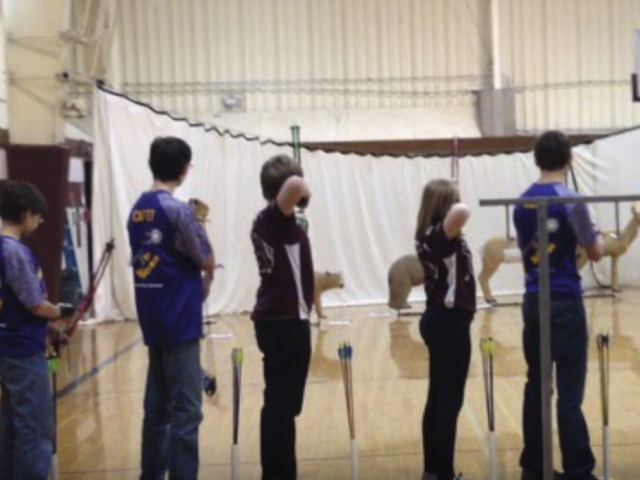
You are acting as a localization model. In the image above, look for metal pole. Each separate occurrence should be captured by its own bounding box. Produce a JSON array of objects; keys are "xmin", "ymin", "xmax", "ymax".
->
[
  {"xmin": 481, "ymin": 194, "xmax": 640, "ymax": 206},
  {"xmin": 614, "ymin": 200, "xmax": 620, "ymax": 237},
  {"xmin": 537, "ymin": 200, "xmax": 554, "ymax": 480},
  {"xmin": 505, "ymin": 205, "xmax": 511, "ymax": 239},
  {"xmin": 490, "ymin": 0, "xmax": 502, "ymax": 89}
]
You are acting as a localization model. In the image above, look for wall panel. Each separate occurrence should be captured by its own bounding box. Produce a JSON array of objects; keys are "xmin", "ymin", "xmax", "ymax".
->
[
  {"xmin": 114, "ymin": 0, "xmax": 640, "ymax": 137},
  {"xmin": 117, "ymin": 0, "xmax": 487, "ymax": 118},
  {"xmin": 501, "ymin": 0, "xmax": 640, "ymax": 132}
]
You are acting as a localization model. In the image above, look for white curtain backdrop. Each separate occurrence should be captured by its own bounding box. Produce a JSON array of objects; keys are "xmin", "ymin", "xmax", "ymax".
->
[
  {"xmin": 586, "ymin": 128, "xmax": 640, "ymax": 288},
  {"xmin": 92, "ymin": 89, "xmax": 640, "ymax": 321}
]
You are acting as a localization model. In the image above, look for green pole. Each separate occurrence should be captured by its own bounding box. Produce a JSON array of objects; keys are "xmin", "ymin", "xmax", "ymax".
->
[
  {"xmin": 290, "ymin": 124, "xmax": 308, "ymax": 231},
  {"xmin": 291, "ymin": 124, "xmax": 301, "ymax": 164}
]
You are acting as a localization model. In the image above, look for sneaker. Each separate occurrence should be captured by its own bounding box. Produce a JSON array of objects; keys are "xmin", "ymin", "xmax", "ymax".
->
[{"xmin": 521, "ymin": 469, "xmax": 564, "ymax": 480}]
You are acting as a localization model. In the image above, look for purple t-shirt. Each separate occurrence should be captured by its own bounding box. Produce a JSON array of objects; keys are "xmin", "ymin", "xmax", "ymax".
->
[
  {"xmin": 128, "ymin": 191, "xmax": 211, "ymax": 347},
  {"xmin": 415, "ymin": 222, "xmax": 476, "ymax": 312},
  {"xmin": 157, "ymin": 192, "xmax": 212, "ymax": 267},
  {"xmin": 0, "ymin": 236, "xmax": 48, "ymax": 357},
  {"xmin": 514, "ymin": 182, "xmax": 598, "ymax": 296},
  {"xmin": 251, "ymin": 203, "xmax": 314, "ymax": 322},
  {"xmin": 2, "ymin": 238, "xmax": 46, "ymax": 308}
]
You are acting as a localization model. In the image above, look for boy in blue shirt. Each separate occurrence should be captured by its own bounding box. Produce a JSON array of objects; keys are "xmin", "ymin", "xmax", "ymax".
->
[
  {"xmin": 514, "ymin": 131, "xmax": 604, "ymax": 480},
  {"xmin": 127, "ymin": 137, "xmax": 214, "ymax": 480},
  {"xmin": 0, "ymin": 180, "xmax": 76, "ymax": 480}
]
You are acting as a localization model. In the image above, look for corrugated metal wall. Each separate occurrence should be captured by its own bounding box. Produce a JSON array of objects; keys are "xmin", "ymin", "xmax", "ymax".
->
[
  {"xmin": 500, "ymin": 0, "xmax": 640, "ymax": 132},
  {"xmin": 114, "ymin": 0, "xmax": 640, "ymax": 134},
  {"xmin": 116, "ymin": 0, "xmax": 489, "ymax": 117}
]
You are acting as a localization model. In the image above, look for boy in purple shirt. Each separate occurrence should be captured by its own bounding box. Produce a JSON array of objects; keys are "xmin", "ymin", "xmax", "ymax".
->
[
  {"xmin": 0, "ymin": 181, "xmax": 76, "ymax": 480},
  {"xmin": 127, "ymin": 137, "xmax": 214, "ymax": 480},
  {"xmin": 514, "ymin": 131, "xmax": 605, "ymax": 480},
  {"xmin": 251, "ymin": 155, "xmax": 313, "ymax": 480}
]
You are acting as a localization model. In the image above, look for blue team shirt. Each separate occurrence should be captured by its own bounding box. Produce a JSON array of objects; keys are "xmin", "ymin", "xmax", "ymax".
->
[
  {"xmin": 513, "ymin": 183, "xmax": 597, "ymax": 297},
  {"xmin": 0, "ymin": 236, "xmax": 48, "ymax": 358},
  {"xmin": 127, "ymin": 191, "xmax": 212, "ymax": 347}
]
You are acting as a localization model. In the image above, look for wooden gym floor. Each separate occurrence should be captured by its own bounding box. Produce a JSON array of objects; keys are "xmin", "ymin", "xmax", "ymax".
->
[{"xmin": 54, "ymin": 289, "xmax": 640, "ymax": 479}]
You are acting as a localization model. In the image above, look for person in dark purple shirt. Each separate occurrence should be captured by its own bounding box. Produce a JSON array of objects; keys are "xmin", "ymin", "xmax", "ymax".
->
[
  {"xmin": 414, "ymin": 179, "xmax": 475, "ymax": 480},
  {"xmin": 514, "ymin": 131, "xmax": 604, "ymax": 480},
  {"xmin": 250, "ymin": 155, "xmax": 313, "ymax": 480},
  {"xmin": 0, "ymin": 181, "xmax": 76, "ymax": 480}
]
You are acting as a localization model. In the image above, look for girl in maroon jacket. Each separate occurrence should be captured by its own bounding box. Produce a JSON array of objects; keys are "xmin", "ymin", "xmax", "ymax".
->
[{"xmin": 415, "ymin": 179, "xmax": 476, "ymax": 480}]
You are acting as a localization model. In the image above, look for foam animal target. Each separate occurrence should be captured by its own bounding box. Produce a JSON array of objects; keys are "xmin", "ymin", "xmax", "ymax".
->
[
  {"xmin": 189, "ymin": 198, "xmax": 210, "ymax": 223},
  {"xmin": 313, "ymin": 271, "xmax": 345, "ymax": 320},
  {"xmin": 387, "ymin": 254, "xmax": 424, "ymax": 311}
]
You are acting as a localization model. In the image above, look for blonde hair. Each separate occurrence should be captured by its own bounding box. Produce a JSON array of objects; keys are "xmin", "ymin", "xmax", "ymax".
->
[{"xmin": 414, "ymin": 179, "xmax": 460, "ymax": 239}]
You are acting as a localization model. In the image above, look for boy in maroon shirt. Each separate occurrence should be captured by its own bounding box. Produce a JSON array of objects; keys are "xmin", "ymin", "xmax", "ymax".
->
[{"xmin": 251, "ymin": 155, "xmax": 314, "ymax": 480}]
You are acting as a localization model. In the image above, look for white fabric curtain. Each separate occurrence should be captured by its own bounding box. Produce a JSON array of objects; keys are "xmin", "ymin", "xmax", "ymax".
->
[
  {"xmin": 585, "ymin": 128, "xmax": 640, "ymax": 288},
  {"xmin": 92, "ymin": 89, "xmax": 640, "ymax": 321},
  {"xmin": 93, "ymin": 91, "xmax": 290, "ymax": 320},
  {"xmin": 303, "ymin": 151, "xmax": 451, "ymax": 306}
]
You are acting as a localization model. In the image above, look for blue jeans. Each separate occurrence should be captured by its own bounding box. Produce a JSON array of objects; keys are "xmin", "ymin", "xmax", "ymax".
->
[
  {"xmin": 0, "ymin": 353, "xmax": 53, "ymax": 480},
  {"xmin": 140, "ymin": 340, "xmax": 203, "ymax": 480},
  {"xmin": 520, "ymin": 295, "xmax": 596, "ymax": 479}
]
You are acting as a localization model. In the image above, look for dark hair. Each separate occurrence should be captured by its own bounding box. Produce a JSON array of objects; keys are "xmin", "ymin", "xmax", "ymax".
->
[
  {"xmin": 534, "ymin": 130, "xmax": 572, "ymax": 172},
  {"xmin": 0, "ymin": 180, "xmax": 47, "ymax": 223},
  {"xmin": 148, "ymin": 136, "xmax": 192, "ymax": 182},
  {"xmin": 260, "ymin": 155, "xmax": 303, "ymax": 201}
]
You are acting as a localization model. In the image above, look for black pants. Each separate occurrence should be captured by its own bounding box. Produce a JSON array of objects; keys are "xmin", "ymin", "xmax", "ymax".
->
[
  {"xmin": 255, "ymin": 320, "xmax": 311, "ymax": 480},
  {"xmin": 419, "ymin": 306, "xmax": 473, "ymax": 480},
  {"xmin": 520, "ymin": 295, "xmax": 595, "ymax": 479}
]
